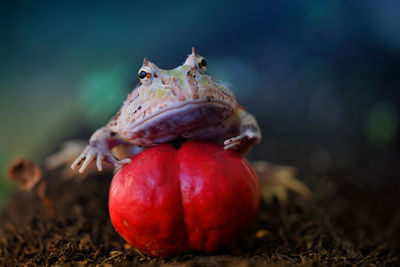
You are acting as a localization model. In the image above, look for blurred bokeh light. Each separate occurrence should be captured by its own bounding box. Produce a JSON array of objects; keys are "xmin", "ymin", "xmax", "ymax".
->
[{"xmin": 1, "ymin": 0, "xmax": 399, "ymax": 206}]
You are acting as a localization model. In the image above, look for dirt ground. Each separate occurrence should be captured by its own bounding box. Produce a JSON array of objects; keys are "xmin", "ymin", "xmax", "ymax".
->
[{"xmin": 0, "ymin": 140, "xmax": 399, "ymax": 266}]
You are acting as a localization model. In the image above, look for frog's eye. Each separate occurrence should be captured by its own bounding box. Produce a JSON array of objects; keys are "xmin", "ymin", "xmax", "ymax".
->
[
  {"xmin": 137, "ymin": 67, "xmax": 153, "ymax": 85},
  {"xmin": 196, "ymin": 57, "xmax": 207, "ymax": 72},
  {"xmin": 138, "ymin": 70, "xmax": 147, "ymax": 79}
]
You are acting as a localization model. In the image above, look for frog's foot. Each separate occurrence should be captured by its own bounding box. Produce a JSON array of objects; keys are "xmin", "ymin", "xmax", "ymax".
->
[
  {"xmin": 46, "ymin": 141, "xmax": 139, "ymax": 179},
  {"xmin": 46, "ymin": 141, "xmax": 108, "ymax": 179},
  {"xmin": 71, "ymin": 144, "xmax": 131, "ymax": 173},
  {"xmin": 252, "ymin": 161, "xmax": 311, "ymax": 204},
  {"xmin": 224, "ymin": 131, "xmax": 258, "ymax": 153}
]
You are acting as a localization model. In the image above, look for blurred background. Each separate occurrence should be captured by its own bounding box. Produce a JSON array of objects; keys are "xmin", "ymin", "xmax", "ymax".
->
[{"xmin": 1, "ymin": 0, "xmax": 399, "ymax": 207}]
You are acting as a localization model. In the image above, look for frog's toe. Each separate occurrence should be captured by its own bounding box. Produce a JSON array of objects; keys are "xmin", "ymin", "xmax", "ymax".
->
[
  {"xmin": 224, "ymin": 136, "xmax": 241, "ymax": 146},
  {"xmin": 70, "ymin": 145, "xmax": 98, "ymax": 173},
  {"xmin": 105, "ymin": 154, "xmax": 131, "ymax": 168},
  {"xmin": 224, "ymin": 133, "xmax": 256, "ymax": 152},
  {"xmin": 78, "ymin": 151, "xmax": 97, "ymax": 173},
  {"xmin": 115, "ymin": 158, "xmax": 131, "ymax": 167},
  {"xmin": 120, "ymin": 158, "xmax": 132, "ymax": 164},
  {"xmin": 71, "ymin": 152, "xmax": 86, "ymax": 170},
  {"xmin": 223, "ymin": 136, "xmax": 242, "ymax": 150},
  {"xmin": 96, "ymin": 152, "xmax": 105, "ymax": 171},
  {"xmin": 224, "ymin": 142, "xmax": 240, "ymax": 150}
]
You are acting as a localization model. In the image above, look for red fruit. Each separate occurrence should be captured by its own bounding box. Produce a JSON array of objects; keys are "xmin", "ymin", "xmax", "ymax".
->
[{"xmin": 109, "ymin": 141, "xmax": 260, "ymax": 257}]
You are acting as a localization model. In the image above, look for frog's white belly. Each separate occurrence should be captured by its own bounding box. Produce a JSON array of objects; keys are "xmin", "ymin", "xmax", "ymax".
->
[{"xmin": 119, "ymin": 101, "xmax": 235, "ymax": 145}]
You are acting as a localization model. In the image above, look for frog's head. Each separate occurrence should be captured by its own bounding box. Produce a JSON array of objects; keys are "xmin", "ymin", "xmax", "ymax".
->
[
  {"xmin": 118, "ymin": 48, "xmax": 237, "ymax": 133},
  {"xmin": 135, "ymin": 47, "xmax": 235, "ymax": 103}
]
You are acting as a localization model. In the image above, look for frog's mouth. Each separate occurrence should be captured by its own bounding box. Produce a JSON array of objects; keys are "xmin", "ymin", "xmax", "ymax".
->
[{"xmin": 122, "ymin": 99, "xmax": 236, "ymax": 134}]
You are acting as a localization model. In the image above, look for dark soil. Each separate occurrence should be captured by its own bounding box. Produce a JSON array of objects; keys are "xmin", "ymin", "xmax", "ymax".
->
[{"xmin": 1, "ymin": 143, "xmax": 399, "ymax": 266}]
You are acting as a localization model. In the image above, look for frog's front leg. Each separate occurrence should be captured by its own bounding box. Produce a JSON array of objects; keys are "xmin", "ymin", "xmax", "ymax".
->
[
  {"xmin": 71, "ymin": 127, "xmax": 131, "ymax": 173},
  {"xmin": 224, "ymin": 106, "xmax": 261, "ymax": 153}
]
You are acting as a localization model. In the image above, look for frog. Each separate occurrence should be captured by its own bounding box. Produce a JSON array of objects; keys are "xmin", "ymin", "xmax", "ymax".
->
[
  {"xmin": 47, "ymin": 48, "xmax": 310, "ymax": 202},
  {"xmin": 71, "ymin": 47, "xmax": 261, "ymax": 173}
]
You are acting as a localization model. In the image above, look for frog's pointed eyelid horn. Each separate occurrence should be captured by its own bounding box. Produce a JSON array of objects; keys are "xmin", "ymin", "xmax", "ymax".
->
[
  {"xmin": 143, "ymin": 57, "xmax": 149, "ymax": 66},
  {"xmin": 191, "ymin": 47, "xmax": 198, "ymax": 55}
]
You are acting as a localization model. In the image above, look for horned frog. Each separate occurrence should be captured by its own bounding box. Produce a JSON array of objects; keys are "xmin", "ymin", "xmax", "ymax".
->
[
  {"xmin": 48, "ymin": 48, "xmax": 309, "ymax": 202},
  {"xmin": 71, "ymin": 47, "xmax": 261, "ymax": 173}
]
